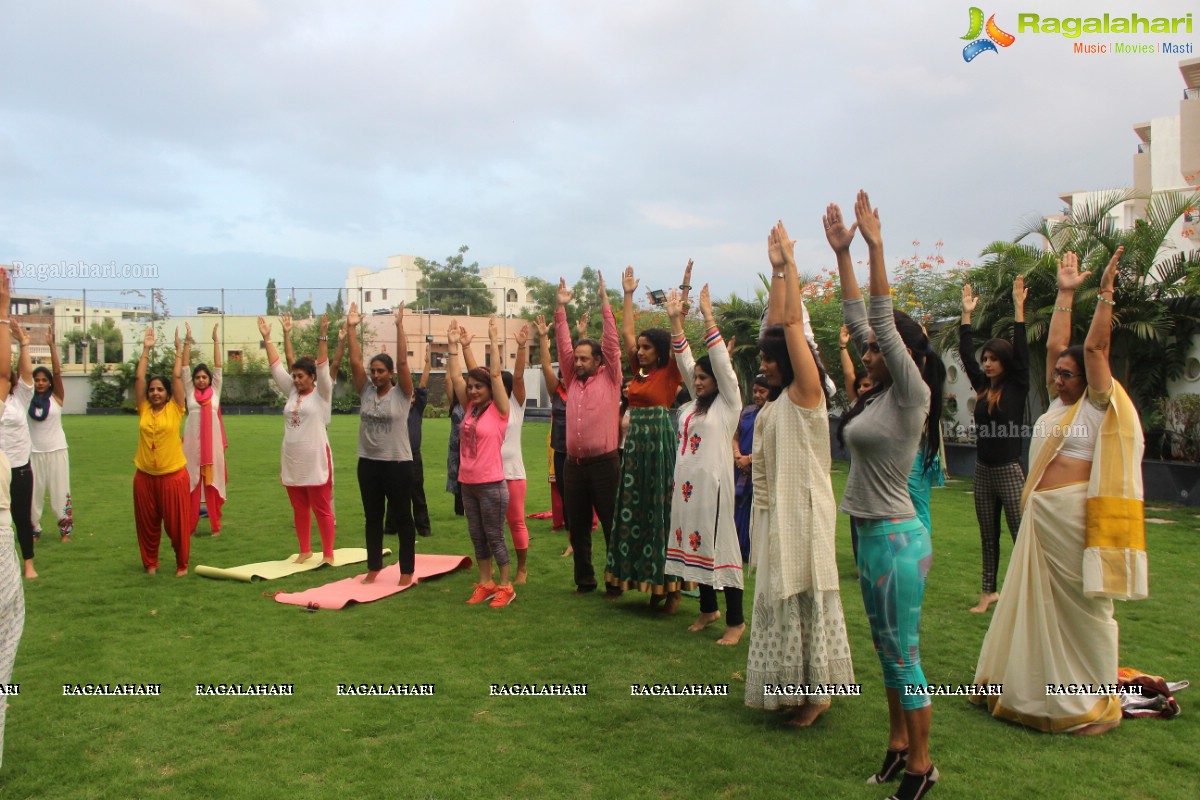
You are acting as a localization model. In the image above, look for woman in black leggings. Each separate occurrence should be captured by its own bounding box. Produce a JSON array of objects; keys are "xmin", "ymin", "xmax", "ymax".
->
[{"xmin": 959, "ymin": 278, "xmax": 1029, "ymax": 614}]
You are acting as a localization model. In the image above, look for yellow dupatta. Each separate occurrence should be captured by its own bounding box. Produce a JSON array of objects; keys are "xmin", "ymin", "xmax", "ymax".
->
[{"xmin": 1022, "ymin": 380, "xmax": 1147, "ymax": 601}]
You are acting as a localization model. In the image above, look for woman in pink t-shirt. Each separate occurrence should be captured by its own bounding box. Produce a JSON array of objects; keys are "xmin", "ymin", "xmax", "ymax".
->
[{"xmin": 447, "ymin": 318, "xmax": 514, "ymax": 608}]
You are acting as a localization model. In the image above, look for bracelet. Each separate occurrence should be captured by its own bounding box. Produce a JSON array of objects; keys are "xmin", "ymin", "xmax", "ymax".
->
[
  {"xmin": 772, "ymin": 273, "xmax": 785, "ymax": 280},
  {"xmin": 1097, "ymin": 295, "xmax": 1116, "ymax": 307},
  {"xmin": 1053, "ymin": 306, "xmax": 1072, "ymax": 313},
  {"xmin": 317, "ymin": 335, "xmax": 328, "ymax": 341},
  {"xmin": 679, "ymin": 284, "xmax": 692, "ymax": 291}
]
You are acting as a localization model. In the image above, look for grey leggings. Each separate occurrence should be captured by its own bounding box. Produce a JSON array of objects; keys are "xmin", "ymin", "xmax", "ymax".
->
[{"xmin": 461, "ymin": 481, "xmax": 510, "ymax": 567}]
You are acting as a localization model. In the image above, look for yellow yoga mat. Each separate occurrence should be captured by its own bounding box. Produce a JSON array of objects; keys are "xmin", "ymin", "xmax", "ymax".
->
[{"xmin": 194, "ymin": 548, "xmax": 389, "ymax": 582}]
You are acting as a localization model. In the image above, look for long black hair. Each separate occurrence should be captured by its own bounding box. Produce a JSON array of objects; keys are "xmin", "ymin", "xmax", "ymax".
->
[
  {"xmin": 758, "ymin": 324, "xmax": 832, "ymax": 403},
  {"xmin": 692, "ymin": 356, "xmax": 718, "ymax": 416},
  {"xmin": 977, "ymin": 337, "xmax": 1015, "ymax": 413},
  {"xmin": 639, "ymin": 328, "xmax": 671, "ymax": 368},
  {"xmin": 838, "ymin": 310, "xmax": 945, "ymax": 474}
]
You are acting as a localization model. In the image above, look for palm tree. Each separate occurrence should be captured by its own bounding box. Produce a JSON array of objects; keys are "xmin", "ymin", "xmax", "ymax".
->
[
  {"xmin": 957, "ymin": 188, "xmax": 1200, "ymax": 411},
  {"xmin": 713, "ymin": 280, "xmax": 768, "ymax": 404}
]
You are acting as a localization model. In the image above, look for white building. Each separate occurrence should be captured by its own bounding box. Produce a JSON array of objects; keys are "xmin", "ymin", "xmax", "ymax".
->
[{"xmin": 343, "ymin": 255, "xmax": 537, "ymax": 317}]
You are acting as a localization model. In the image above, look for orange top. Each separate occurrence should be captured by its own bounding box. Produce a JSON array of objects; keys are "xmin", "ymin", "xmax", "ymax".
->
[
  {"xmin": 626, "ymin": 351, "xmax": 682, "ymax": 408},
  {"xmin": 135, "ymin": 400, "xmax": 187, "ymax": 475}
]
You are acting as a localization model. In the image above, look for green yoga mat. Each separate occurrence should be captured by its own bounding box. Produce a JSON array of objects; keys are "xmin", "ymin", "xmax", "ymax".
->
[{"xmin": 194, "ymin": 548, "xmax": 389, "ymax": 582}]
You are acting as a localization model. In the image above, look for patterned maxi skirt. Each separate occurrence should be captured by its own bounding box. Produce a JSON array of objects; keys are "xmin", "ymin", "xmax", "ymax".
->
[{"xmin": 605, "ymin": 407, "xmax": 684, "ymax": 594}]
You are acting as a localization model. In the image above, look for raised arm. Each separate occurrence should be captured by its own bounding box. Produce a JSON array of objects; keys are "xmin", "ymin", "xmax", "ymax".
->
[
  {"xmin": 329, "ymin": 321, "xmax": 348, "ymax": 379},
  {"xmin": 280, "ymin": 313, "xmax": 295, "ymax": 367},
  {"xmin": 46, "ymin": 324, "xmax": 65, "ymax": 402},
  {"xmin": 1084, "ymin": 247, "xmax": 1122, "ymax": 395},
  {"xmin": 772, "ymin": 221, "xmax": 823, "ymax": 408},
  {"xmin": 488, "ymin": 317, "xmax": 509, "ymax": 417},
  {"xmin": 668, "ymin": 289, "xmax": 694, "ymax": 395},
  {"xmin": 512, "ymin": 323, "xmax": 529, "ymax": 406},
  {"xmin": 621, "ymin": 266, "xmax": 639, "ymax": 358},
  {"xmin": 598, "ymin": 271, "xmax": 622, "ymax": 385},
  {"xmin": 839, "ymin": 326, "xmax": 859, "ymax": 402},
  {"xmin": 211, "ymin": 323, "xmax": 222, "ymax": 370},
  {"xmin": 419, "ymin": 342, "xmax": 431, "ymax": 390},
  {"xmin": 553, "ymin": 279, "xmax": 576, "ymax": 387},
  {"xmin": 394, "ymin": 303, "xmax": 414, "ymax": 398},
  {"xmin": 824, "ymin": 202, "xmax": 862, "ymax": 302},
  {"xmin": 0, "ymin": 271, "xmax": 11, "ymax": 402},
  {"xmin": 171, "ymin": 327, "xmax": 187, "ymax": 409},
  {"xmin": 10, "ymin": 321, "xmax": 32, "ymax": 384},
  {"xmin": 1048, "ymin": 252, "xmax": 1088, "ymax": 390},
  {"xmin": 347, "ymin": 303, "xmax": 367, "ymax": 393},
  {"xmin": 446, "ymin": 321, "xmax": 468, "ymax": 407},
  {"xmin": 460, "ymin": 323, "xmax": 479, "ymax": 372},
  {"xmin": 958, "ymin": 284, "xmax": 986, "ymax": 392},
  {"xmin": 700, "ymin": 285, "xmax": 740, "ymax": 414},
  {"xmin": 317, "ymin": 314, "xmax": 329, "ymax": 365},
  {"xmin": 535, "ymin": 314, "xmax": 559, "ymax": 394},
  {"xmin": 1011, "ymin": 276, "xmax": 1030, "ymax": 387},
  {"xmin": 135, "ymin": 327, "xmax": 154, "ymax": 407}
]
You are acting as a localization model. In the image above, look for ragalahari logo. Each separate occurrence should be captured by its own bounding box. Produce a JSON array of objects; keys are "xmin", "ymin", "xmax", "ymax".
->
[{"xmin": 962, "ymin": 7, "xmax": 1016, "ymax": 61}]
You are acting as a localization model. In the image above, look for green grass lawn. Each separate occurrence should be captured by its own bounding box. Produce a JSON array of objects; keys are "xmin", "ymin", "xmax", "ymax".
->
[{"xmin": 5, "ymin": 415, "xmax": 1199, "ymax": 799}]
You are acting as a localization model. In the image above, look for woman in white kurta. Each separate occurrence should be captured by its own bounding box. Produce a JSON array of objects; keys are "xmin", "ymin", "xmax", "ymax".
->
[
  {"xmin": 29, "ymin": 326, "xmax": 73, "ymax": 544},
  {"xmin": 182, "ymin": 324, "xmax": 227, "ymax": 536},
  {"xmin": 257, "ymin": 316, "xmax": 334, "ymax": 562},
  {"xmin": 664, "ymin": 286, "xmax": 745, "ymax": 645},
  {"xmin": 744, "ymin": 223, "xmax": 853, "ymax": 725}
]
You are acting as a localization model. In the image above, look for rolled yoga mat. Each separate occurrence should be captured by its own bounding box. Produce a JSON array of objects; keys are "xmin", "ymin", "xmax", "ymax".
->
[
  {"xmin": 194, "ymin": 548, "xmax": 388, "ymax": 582},
  {"xmin": 272, "ymin": 554, "xmax": 472, "ymax": 609}
]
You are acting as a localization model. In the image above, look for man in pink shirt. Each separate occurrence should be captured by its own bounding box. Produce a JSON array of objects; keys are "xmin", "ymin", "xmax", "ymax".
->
[{"xmin": 554, "ymin": 273, "xmax": 623, "ymax": 594}]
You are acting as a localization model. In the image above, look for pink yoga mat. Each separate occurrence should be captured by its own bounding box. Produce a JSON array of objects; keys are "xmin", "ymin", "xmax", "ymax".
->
[{"xmin": 273, "ymin": 553, "xmax": 472, "ymax": 610}]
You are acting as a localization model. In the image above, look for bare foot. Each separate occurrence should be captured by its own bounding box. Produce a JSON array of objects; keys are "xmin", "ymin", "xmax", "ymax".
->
[
  {"xmin": 294, "ymin": 552, "xmax": 314, "ymax": 564},
  {"xmin": 211, "ymin": 531, "xmax": 220, "ymax": 537},
  {"xmin": 661, "ymin": 591, "xmax": 681, "ymax": 616},
  {"xmin": 24, "ymin": 567, "xmax": 38, "ymax": 579},
  {"xmin": 716, "ymin": 623, "xmax": 746, "ymax": 646},
  {"xmin": 398, "ymin": 573, "xmax": 413, "ymax": 587},
  {"xmin": 361, "ymin": 570, "xmax": 380, "ymax": 585},
  {"xmin": 561, "ymin": 546, "xmax": 573, "ymax": 558},
  {"xmin": 145, "ymin": 567, "xmax": 157, "ymax": 575},
  {"xmin": 970, "ymin": 592, "xmax": 1000, "ymax": 614},
  {"xmin": 784, "ymin": 702, "xmax": 830, "ymax": 728},
  {"xmin": 321, "ymin": 555, "xmax": 335, "ymax": 565},
  {"xmin": 175, "ymin": 568, "xmax": 188, "ymax": 577},
  {"xmin": 688, "ymin": 611, "xmax": 721, "ymax": 632},
  {"xmin": 515, "ymin": 569, "xmax": 528, "ymax": 585},
  {"xmin": 1073, "ymin": 720, "xmax": 1120, "ymax": 736}
]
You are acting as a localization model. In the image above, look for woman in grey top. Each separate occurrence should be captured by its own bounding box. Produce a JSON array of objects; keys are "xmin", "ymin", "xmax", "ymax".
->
[
  {"xmin": 347, "ymin": 302, "xmax": 416, "ymax": 586},
  {"xmin": 829, "ymin": 192, "xmax": 945, "ymax": 800}
]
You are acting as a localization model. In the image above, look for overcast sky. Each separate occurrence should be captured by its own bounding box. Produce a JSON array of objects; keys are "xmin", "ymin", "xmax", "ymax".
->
[{"xmin": 1, "ymin": 0, "xmax": 1196, "ymax": 314}]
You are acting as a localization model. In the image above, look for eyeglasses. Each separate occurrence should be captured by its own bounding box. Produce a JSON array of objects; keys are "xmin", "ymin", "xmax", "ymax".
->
[{"xmin": 1052, "ymin": 368, "xmax": 1082, "ymax": 381}]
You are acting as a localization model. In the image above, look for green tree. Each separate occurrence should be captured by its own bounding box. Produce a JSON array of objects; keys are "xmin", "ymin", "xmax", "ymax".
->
[
  {"xmin": 959, "ymin": 189, "xmax": 1200, "ymax": 411},
  {"xmin": 278, "ymin": 294, "xmax": 314, "ymax": 319},
  {"xmin": 713, "ymin": 280, "xmax": 768, "ymax": 404},
  {"xmin": 266, "ymin": 278, "xmax": 278, "ymax": 315},
  {"xmin": 63, "ymin": 317, "xmax": 124, "ymax": 363},
  {"xmin": 417, "ymin": 245, "xmax": 495, "ymax": 316},
  {"xmin": 522, "ymin": 268, "xmax": 621, "ymax": 362}
]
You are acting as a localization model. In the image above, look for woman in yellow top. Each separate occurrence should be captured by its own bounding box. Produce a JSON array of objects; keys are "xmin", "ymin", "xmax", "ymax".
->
[{"xmin": 133, "ymin": 327, "xmax": 190, "ymax": 576}]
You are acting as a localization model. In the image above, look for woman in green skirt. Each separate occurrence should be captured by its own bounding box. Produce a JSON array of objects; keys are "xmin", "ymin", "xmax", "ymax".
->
[{"xmin": 605, "ymin": 263, "xmax": 689, "ymax": 612}]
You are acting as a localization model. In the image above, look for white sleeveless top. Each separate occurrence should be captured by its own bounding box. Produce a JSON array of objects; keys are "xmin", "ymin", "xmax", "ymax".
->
[
  {"xmin": 501, "ymin": 401, "xmax": 526, "ymax": 481},
  {"xmin": 29, "ymin": 393, "xmax": 69, "ymax": 453}
]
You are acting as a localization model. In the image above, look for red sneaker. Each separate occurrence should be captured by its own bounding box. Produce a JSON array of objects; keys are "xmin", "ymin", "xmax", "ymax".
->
[
  {"xmin": 489, "ymin": 585, "xmax": 516, "ymax": 608},
  {"xmin": 467, "ymin": 582, "xmax": 498, "ymax": 605}
]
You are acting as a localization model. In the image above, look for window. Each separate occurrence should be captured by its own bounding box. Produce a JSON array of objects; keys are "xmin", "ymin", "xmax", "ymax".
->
[
  {"xmin": 506, "ymin": 289, "xmax": 518, "ymax": 303},
  {"xmin": 365, "ymin": 291, "xmax": 372, "ymax": 302},
  {"xmin": 227, "ymin": 350, "xmax": 243, "ymax": 362},
  {"xmin": 382, "ymin": 289, "xmax": 388, "ymax": 300}
]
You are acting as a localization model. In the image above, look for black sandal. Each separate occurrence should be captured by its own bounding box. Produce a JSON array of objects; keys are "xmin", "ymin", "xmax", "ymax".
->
[
  {"xmin": 888, "ymin": 765, "xmax": 939, "ymax": 800},
  {"xmin": 866, "ymin": 748, "xmax": 908, "ymax": 784}
]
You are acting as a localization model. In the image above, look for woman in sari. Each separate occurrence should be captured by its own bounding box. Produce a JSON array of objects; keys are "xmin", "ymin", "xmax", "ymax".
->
[{"xmin": 973, "ymin": 248, "xmax": 1145, "ymax": 735}]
